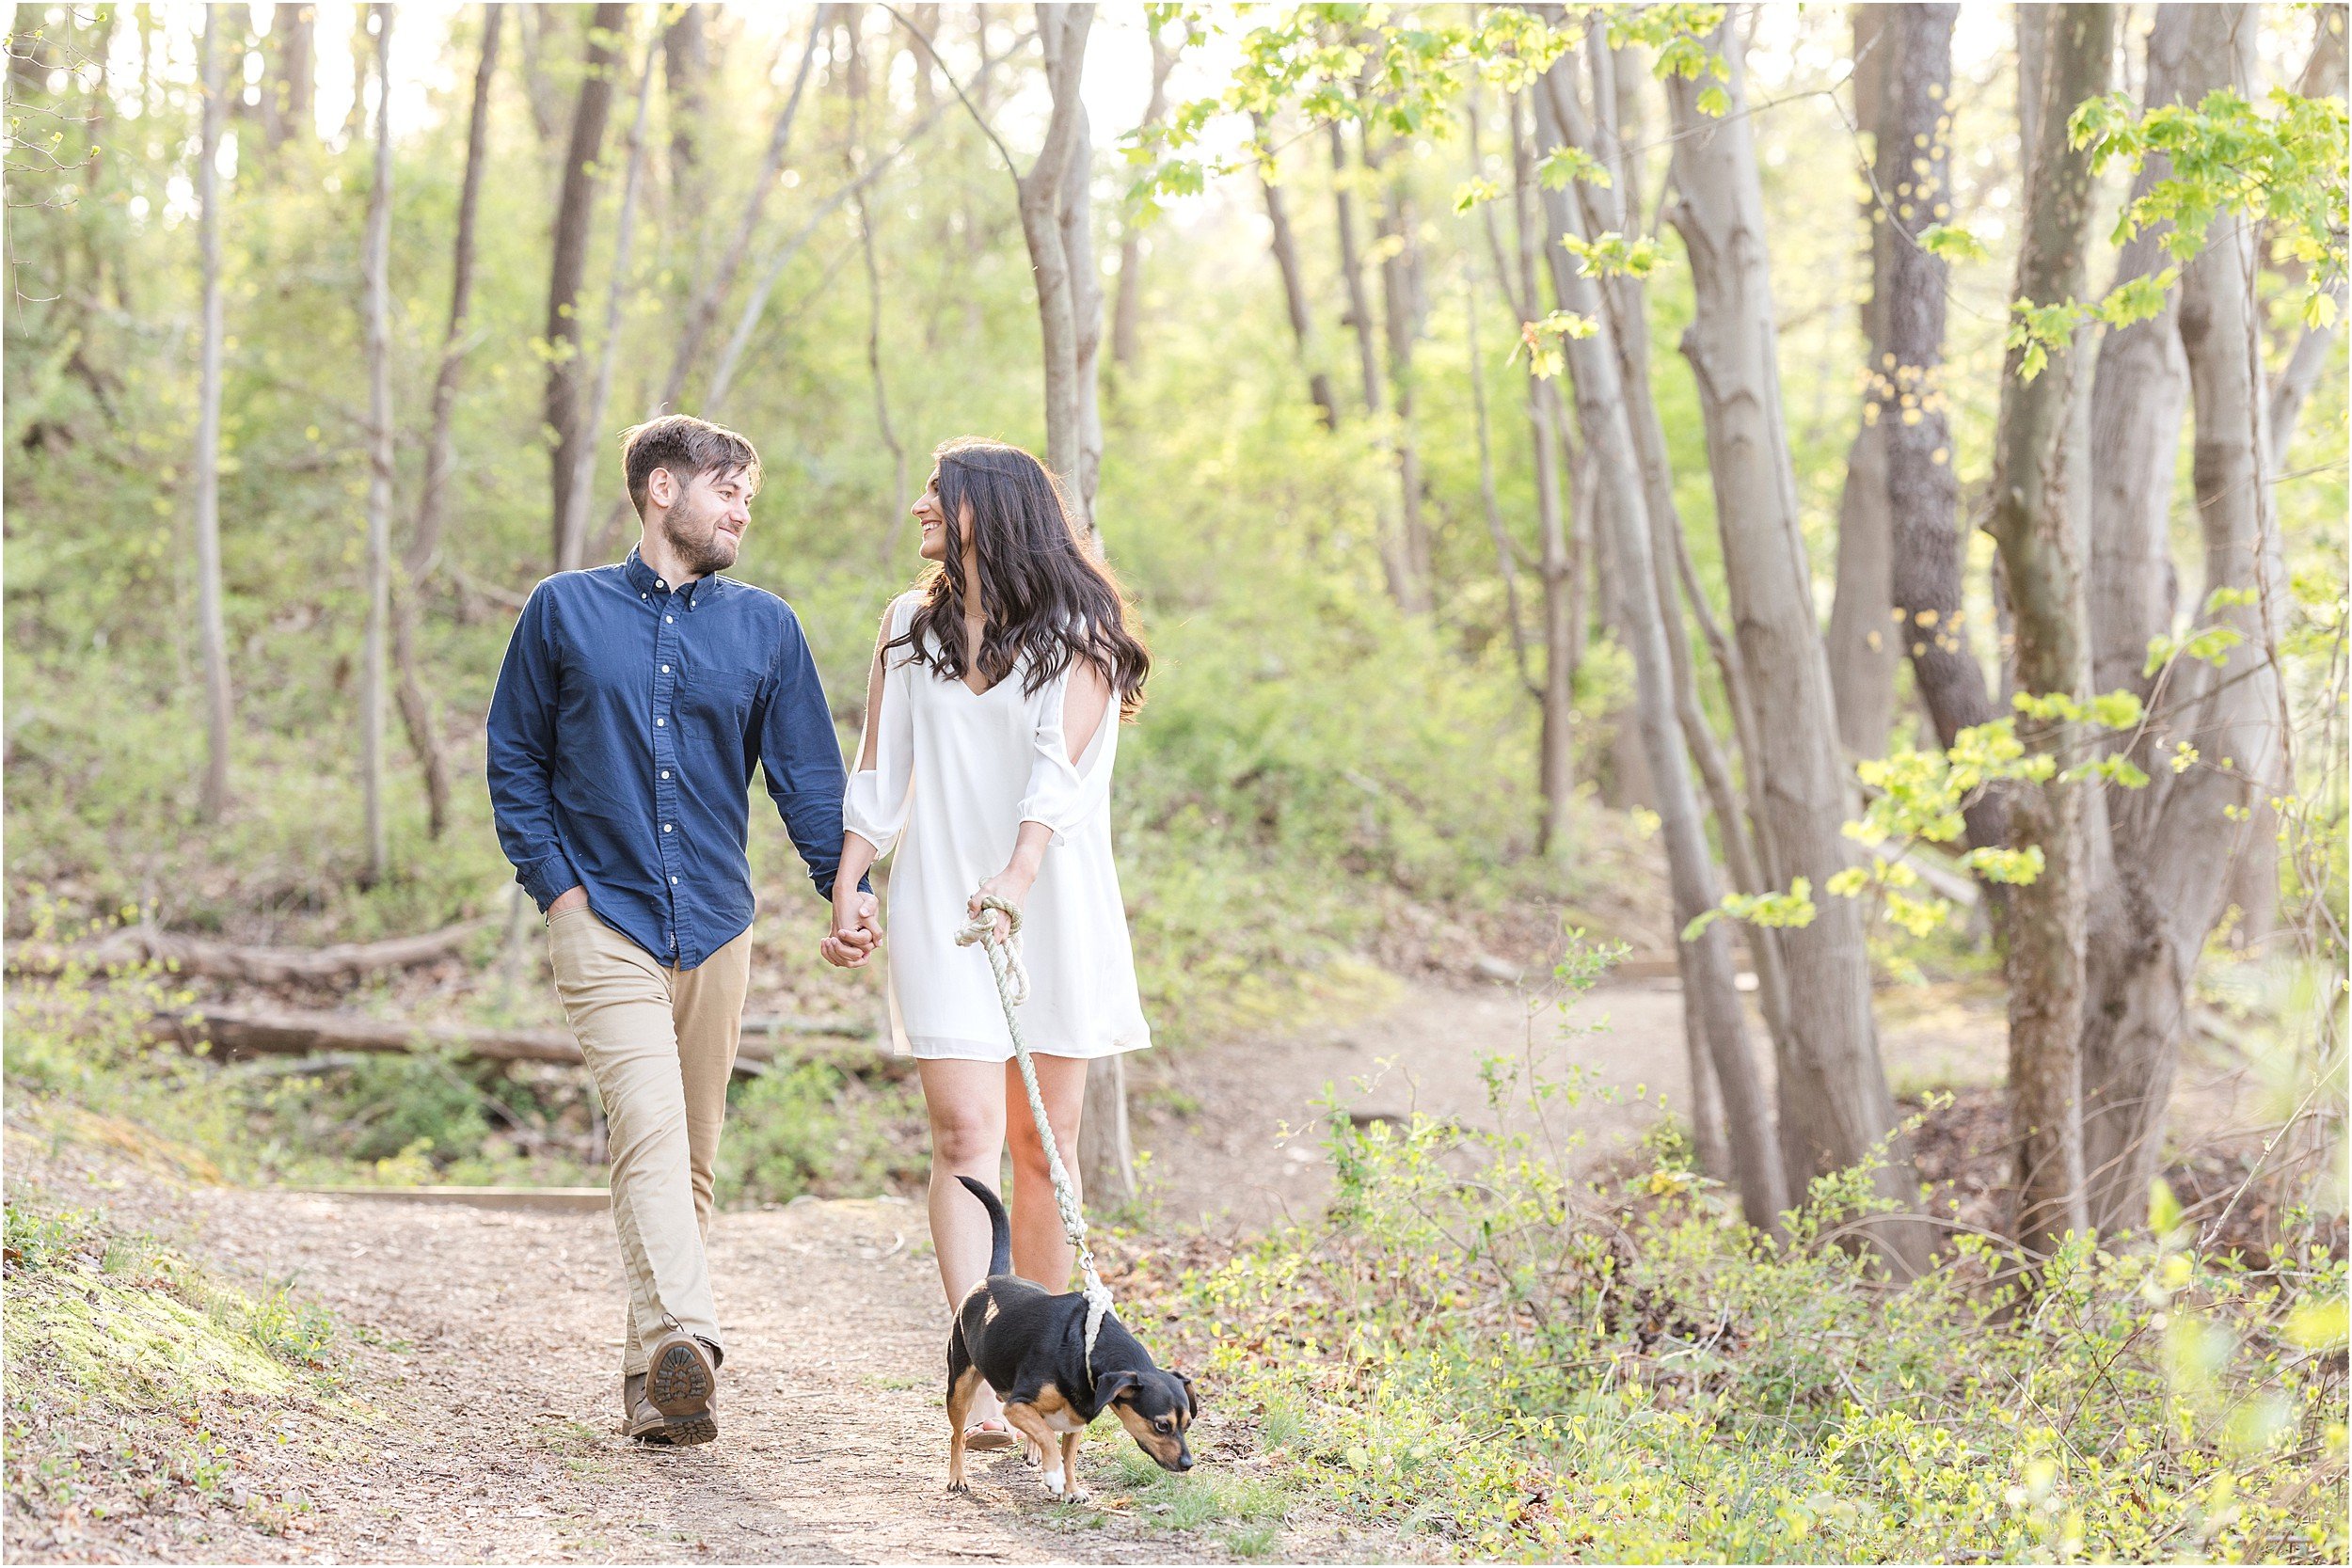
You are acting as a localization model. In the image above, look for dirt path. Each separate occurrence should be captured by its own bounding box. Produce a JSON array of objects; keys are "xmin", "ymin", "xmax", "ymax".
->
[
  {"xmin": 1133, "ymin": 972, "xmax": 2026, "ymax": 1233},
  {"xmin": 9, "ymin": 1160, "xmax": 1395, "ymax": 1565},
  {"xmin": 27, "ymin": 964, "xmax": 2267, "ymax": 1564}
]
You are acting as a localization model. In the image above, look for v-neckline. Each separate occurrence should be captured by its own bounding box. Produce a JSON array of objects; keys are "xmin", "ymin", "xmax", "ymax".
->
[{"xmin": 958, "ymin": 622, "xmax": 999, "ymax": 699}]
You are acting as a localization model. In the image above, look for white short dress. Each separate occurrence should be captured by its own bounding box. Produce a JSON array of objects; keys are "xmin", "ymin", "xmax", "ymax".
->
[{"xmin": 843, "ymin": 592, "xmax": 1152, "ymax": 1062}]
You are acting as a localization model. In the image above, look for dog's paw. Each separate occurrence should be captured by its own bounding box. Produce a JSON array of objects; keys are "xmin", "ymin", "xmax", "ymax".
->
[
  {"xmin": 1040, "ymin": 1467, "xmax": 1066, "ymax": 1497},
  {"xmin": 1021, "ymin": 1439, "xmax": 1042, "ymax": 1468},
  {"xmin": 947, "ymin": 1478, "xmax": 970, "ymax": 1496},
  {"xmin": 1062, "ymin": 1484, "xmax": 1092, "ymax": 1505}
]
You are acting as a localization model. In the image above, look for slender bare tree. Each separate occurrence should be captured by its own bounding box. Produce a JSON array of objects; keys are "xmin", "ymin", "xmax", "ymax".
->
[
  {"xmin": 1253, "ymin": 116, "xmax": 1341, "ymax": 429},
  {"xmin": 1328, "ymin": 119, "xmax": 1415, "ymax": 606},
  {"xmin": 358, "ymin": 3, "xmax": 394, "ymax": 885},
  {"xmin": 2080, "ymin": 3, "xmax": 2284, "ymax": 1234},
  {"xmin": 1530, "ymin": 54, "xmax": 1788, "ymax": 1241},
  {"xmin": 1110, "ymin": 17, "xmax": 1176, "ymax": 372},
  {"xmin": 394, "ymin": 3, "xmax": 502, "ymax": 841},
  {"xmin": 1661, "ymin": 18, "xmax": 1921, "ymax": 1263},
  {"xmin": 194, "ymin": 4, "xmax": 234, "ymax": 819},
  {"xmin": 545, "ymin": 3, "xmax": 628, "ymax": 570},
  {"xmin": 1987, "ymin": 3, "xmax": 2115, "ymax": 1252},
  {"xmin": 1823, "ymin": 5, "xmax": 1898, "ymax": 759},
  {"xmin": 560, "ymin": 27, "xmax": 659, "ymax": 571}
]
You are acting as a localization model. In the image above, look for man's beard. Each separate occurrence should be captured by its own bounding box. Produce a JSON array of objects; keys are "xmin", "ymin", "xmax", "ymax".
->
[{"xmin": 660, "ymin": 498, "xmax": 739, "ymax": 576}]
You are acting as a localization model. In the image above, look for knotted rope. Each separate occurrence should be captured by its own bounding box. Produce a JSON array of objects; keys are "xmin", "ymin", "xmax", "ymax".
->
[{"xmin": 953, "ymin": 892, "xmax": 1116, "ymax": 1381}]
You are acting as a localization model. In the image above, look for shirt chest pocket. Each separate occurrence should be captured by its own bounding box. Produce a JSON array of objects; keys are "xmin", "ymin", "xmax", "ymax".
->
[{"xmin": 680, "ymin": 664, "xmax": 763, "ymax": 731}]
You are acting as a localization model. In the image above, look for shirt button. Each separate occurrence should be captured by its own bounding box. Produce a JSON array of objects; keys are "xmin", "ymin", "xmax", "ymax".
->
[
  {"xmin": 661, "ymin": 664, "xmax": 671, "ymax": 673},
  {"xmin": 665, "ymin": 615, "xmax": 675, "ymax": 624},
  {"xmin": 660, "ymin": 770, "xmax": 671, "ymax": 780},
  {"xmin": 655, "ymin": 717, "xmax": 665, "ymax": 726},
  {"xmin": 670, "ymin": 876, "xmax": 679, "ymax": 885},
  {"xmin": 657, "ymin": 579, "xmax": 667, "ymax": 590},
  {"xmin": 663, "ymin": 823, "xmax": 674, "ymax": 832}
]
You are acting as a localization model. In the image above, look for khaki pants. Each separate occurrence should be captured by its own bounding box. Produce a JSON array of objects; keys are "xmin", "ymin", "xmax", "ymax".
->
[{"xmin": 547, "ymin": 907, "xmax": 751, "ymax": 1376}]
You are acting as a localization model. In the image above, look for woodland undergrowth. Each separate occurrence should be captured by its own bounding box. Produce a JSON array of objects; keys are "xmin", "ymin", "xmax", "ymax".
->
[{"xmin": 1113, "ymin": 951, "xmax": 2351, "ymax": 1564}]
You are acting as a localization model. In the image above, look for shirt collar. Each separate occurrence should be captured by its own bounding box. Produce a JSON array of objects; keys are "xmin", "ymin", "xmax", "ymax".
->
[{"xmin": 623, "ymin": 547, "xmax": 725, "ymax": 608}]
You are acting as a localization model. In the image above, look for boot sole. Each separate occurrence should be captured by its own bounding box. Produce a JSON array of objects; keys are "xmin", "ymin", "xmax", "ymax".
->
[
  {"xmin": 631, "ymin": 1412, "xmax": 717, "ymax": 1447},
  {"xmin": 645, "ymin": 1337, "xmax": 716, "ymax": 1419}
]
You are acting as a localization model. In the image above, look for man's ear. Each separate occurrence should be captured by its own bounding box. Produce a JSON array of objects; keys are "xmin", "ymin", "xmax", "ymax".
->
[
  {"xmin": 1095, "ymin": 1370, "xmax": 1141, "ymax": 1405},
  {"xmin": 646, "ymin": 466, "xmax": 678, "ymax": 511}
]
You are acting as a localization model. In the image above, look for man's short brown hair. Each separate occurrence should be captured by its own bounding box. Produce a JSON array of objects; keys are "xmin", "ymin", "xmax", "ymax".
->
[{"xmin": 620, "ymin": 415, "xmax": 762, "ymax": 518}]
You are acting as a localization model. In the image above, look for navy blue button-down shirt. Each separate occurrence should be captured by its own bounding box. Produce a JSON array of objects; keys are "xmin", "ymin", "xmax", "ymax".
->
[{"xmin": 486, "ymin": 549, "xmax": 850, "ymax": 970}]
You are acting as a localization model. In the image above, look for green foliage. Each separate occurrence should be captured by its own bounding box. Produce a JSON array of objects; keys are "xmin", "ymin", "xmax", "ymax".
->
[
  {"xmin": 1152, "ymin": 954, "xmax": 2348, "ymax": 1560},
  {"xmin": 715, "ymin": 1061, "xmax": 925, "ymax": 1207},
  {"xmin": 1681, "ymin": 876, "xmax": 1815, "ymax": 942}
]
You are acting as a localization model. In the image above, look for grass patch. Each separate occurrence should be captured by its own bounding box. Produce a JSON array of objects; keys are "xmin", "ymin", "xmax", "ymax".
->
[{"xmin": 2, "ymin": 1186, "xmax": 360, "ymax": 1541}]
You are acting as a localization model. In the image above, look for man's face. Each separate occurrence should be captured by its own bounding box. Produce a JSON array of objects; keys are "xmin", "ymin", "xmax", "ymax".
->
[{"xmin": 654, "ymin": 464, "xmax": 754, "ymax": 575}]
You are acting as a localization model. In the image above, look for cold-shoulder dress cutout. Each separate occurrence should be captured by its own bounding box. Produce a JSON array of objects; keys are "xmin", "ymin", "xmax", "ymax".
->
[{"xmin": 842, "ymin": 592, "xmax": 1152, "ymax": 1062}]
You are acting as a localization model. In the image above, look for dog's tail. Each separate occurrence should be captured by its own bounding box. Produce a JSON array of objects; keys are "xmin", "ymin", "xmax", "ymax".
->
[{"xmin": 955, "ymin": 1175, "xmax": 1013, "ymax": 1278}]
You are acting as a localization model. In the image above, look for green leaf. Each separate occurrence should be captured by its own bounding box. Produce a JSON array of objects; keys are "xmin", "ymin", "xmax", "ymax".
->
[{"xmin": 1917, "ymin": 224, "xmax": 1991, "ymax": 264}]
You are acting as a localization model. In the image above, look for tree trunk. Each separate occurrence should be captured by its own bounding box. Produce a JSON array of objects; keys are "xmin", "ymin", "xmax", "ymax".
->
[
  {"xmin": 1480, "ymin": 93, "xmax": 1580, "ymax": 861},
  {"xmin": 1869, "ymin": 4, "xmax": 2009, "ymax": 868},
  {"xmin": 266, "ymin": 0, "xmax": 312, "ymax": 149},
  {"xmin": 1109, "ymin": 22, "xmax": 1175, "ymax": 373},
  {"xmin": 194, "ymin": 5, "xmax": 234, "ymax": 821},
  {"xmin": 1823, "ymin": 5, "xmax": 1899, "ymax": 760},
  {"xmin": 1987, "ymin": 3, "xmax": 2114, "ymax": 1254},
  {"xmin": 358, "ymin": 3, "xmax": 393, "ymax": 887},
  {"xmin": 544, "ymin": 2, "xmax": 628, "ymax": 571},
  {"xmin": 1542, "ymin": 40, "xmax": 1799, "ymax": 1073},
  {"xmin": 1012, "ymin": 2, "xmax": 1100, "ymax": 540},
  {"xmin": 2081, "ymin": 3, "xmax": 2280, "ymax": 1235},
  {"xmin": 392, "ymin": 2, "xmax": 501, "ymax": 843},
  {"xmin": 1255, "ymin": 119, "xmax": 1341, "ymax": 429},
  {"xmin": 1661, "ymin": 21, "xmax": 1920, "ymax": 1263},
  {"xmin": 662, "ymin": 2, "xmax": 706, "ymax": 205},
  {"xmin": 1366, "ymin": 132, "xmax": 1435, "ymax": 613},
  {"xmin": 560, "ymin": 30, "xmax": 658, "ymax": 571},
  {"xmin": 516, "ymin": 6, "xmax": 571, "ymax": 152},
  {"xmin": 2086, "ymin": 8, "xmax": 2191, "ymax": 711},
  {"xmin": 1328, "ymin": 120, "xmax": 1414, "ymax": 606},
  {"xmin": 1530, "ymin": 67, "xmax": 1786, "ymax": 1240}
]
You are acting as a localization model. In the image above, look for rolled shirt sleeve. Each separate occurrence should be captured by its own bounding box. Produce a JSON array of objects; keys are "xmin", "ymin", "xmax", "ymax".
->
[
  {"xmin": 485, "ymin": 582, "xmax": 582, "ymax": 912},
  {"xmin": 759, "ymin": 605, "xmax": 854, "ymax": 895}
]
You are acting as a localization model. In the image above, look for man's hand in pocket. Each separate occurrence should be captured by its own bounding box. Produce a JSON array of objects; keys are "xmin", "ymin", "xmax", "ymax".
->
[{"xmin": 548, "ymin": 886, "xmax": 589, "ymax": 917}]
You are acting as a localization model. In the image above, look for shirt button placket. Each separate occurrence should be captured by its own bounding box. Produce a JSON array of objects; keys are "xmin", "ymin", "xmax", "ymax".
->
[{"xmin": 652, "ymin": 589, "xmax": 682, "ymax": 961}]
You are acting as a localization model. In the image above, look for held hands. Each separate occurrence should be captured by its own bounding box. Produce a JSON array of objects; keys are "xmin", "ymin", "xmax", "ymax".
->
[{"xmin": 820, "ymin": 887, "xmax": 882, "ymax": 968}]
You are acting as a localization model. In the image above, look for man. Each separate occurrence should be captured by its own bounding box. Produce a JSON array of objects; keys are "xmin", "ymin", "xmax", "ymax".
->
[{"xmin": 488, "ymin": 414, "xmax": 876, "ymax": 1446}]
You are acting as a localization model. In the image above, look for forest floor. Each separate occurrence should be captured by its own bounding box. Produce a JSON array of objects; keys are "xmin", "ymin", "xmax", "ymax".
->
[{"xmin": 5, "ymin": 964, "xmax": 2280, "ymax": 1564}]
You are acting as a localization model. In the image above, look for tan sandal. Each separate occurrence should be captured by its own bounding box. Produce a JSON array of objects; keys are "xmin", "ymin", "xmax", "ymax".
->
[{"xmin": 963, "ymin": 1418, "xmax": 1016, "ymax": 1452}]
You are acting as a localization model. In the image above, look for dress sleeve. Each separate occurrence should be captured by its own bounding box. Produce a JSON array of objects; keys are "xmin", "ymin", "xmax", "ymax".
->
[
  {"xmin": 1017, "ymin": 657, "xmax": 1118, "ymax": 847},
  {"xmin": 843, "ymin": 594, "xmax": 917, "ymax": 857}
]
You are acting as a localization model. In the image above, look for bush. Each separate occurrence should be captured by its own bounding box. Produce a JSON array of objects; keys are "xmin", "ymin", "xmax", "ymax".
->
[
  {"xmin": 1147, "ymin": 949, "xmax": 2350, "ymax": 1562},
  {"xmin": 715, "ymin": 1059, "xmax": 926, "ymax": 1207}
]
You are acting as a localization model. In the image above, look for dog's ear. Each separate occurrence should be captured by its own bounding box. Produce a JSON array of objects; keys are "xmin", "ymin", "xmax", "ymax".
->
[
  {"xmin": 1175, "ymin": 1369, "xmax": 1201, "ymax": 1416},
  {"xmin": 1095, "ymin": 1369, "xmax": 1141, "ymax": 1405}
]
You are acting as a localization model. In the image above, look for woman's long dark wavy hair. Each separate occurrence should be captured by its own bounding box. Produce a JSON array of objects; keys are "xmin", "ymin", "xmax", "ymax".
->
[{"xmin": 889, "ymin": 437, "xmax": 1150, "ymax": 716}]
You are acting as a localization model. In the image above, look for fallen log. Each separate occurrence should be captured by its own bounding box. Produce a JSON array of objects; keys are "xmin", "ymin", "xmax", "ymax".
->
[
  {"xmin": 10, "ymin": 918, "xmax": 494, "ymax": 986},
  {"xmin": 146, "ymin": 1005, "xmax": 896, "ymax": 1078}
]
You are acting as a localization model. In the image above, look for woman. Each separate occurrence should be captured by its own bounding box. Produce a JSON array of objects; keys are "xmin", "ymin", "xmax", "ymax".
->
[{"xmin": 821, "ymin": 436, "xmax": 1152, "ymax": 1451}]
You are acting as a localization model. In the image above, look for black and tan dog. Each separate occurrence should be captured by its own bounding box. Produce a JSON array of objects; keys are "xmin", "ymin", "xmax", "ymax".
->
[{"xmin": 946, "ymin": 1175, "xmax": 1196, "ymax": 1500}]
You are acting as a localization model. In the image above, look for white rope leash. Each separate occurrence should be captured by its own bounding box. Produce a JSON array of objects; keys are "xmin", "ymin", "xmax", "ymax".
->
[{"xmin": 953, "ymin": 892, "xmax": 1116, "ymax": 1379}]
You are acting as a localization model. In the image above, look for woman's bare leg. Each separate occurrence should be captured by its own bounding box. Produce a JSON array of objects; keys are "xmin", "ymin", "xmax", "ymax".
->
[
  {"xmin": 1004, "ymin": 1054, "xmax": 1089, "ymax": 1291},
  {"xmin": 919, "ymin": 1057, "xmax": 1007, "ymax": 1427}
]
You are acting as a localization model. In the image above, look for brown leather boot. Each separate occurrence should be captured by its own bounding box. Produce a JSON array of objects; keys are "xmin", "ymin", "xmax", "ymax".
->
[
  {"xmin": 622, "ymin": 1370, "xmax": 720, "ymax": 1446},
  {"xmin": 639, "ymin": 1330, "xmax": 719, "ymax": 1443}
]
